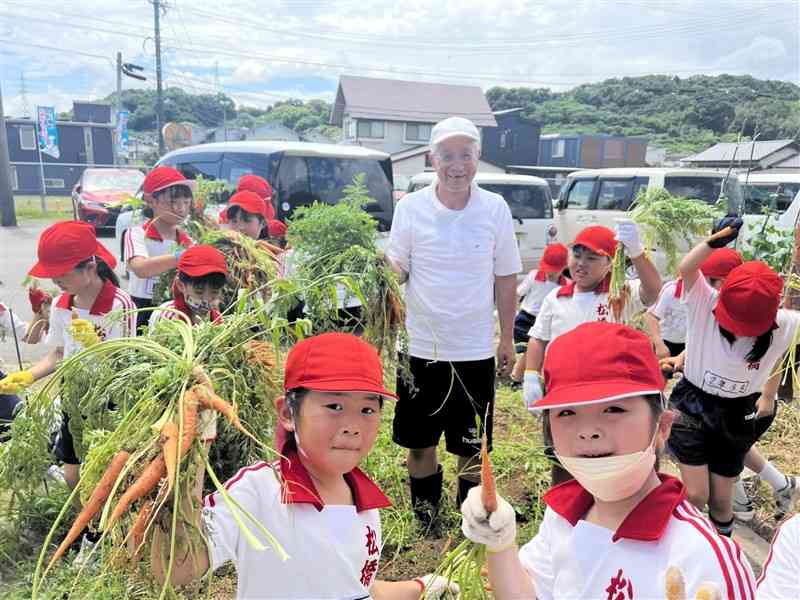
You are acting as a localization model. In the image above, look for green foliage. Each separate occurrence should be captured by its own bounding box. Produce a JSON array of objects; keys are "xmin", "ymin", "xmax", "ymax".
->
[
  {"xmin": 106, "ymin": 88, "xmax": 237, "ymax": 131},
  {"xmin": 741, "ymin": 218, "xmax": 794, "ymax": 273}
]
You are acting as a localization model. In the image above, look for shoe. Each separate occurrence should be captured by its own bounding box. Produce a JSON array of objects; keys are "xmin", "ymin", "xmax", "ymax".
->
[
  {"xmin": 509, "ymin": 378, "xmax": 522, "ymax": 390},
  {"xmin": 774, "ymin": 476, "xmax": 800, "ymax": 521},
  {"xmin": 732, "ymin": 498, "xmax": 755, "ymax": 522}
]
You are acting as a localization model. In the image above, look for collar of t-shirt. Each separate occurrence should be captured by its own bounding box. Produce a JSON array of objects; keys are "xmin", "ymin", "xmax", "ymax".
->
[
  {"xmin": 171, "ymin": 291, "xmax": 222, "ymax": 324},
  {"xmin": 143, "ymin": 219, "xmax": 192, "ymax": 247},
  {"xmin": 55, "ymin": 279, "xmax": 118, "ymax": 314},
  {"xmin": 556, "ymin": 274, "xmax": 611, "ymax": 298},
  {"xmin": 279, "ymin": 441, "xmax": 391, "ymax": 513},
  {"xmin": 429, "ymin": 177, "xmax": 480, "ymax": 214},
  {"xmin": 535, "ymin": 271, "xmax": 568, "ymax": 284},
  {"xmin": 542, "ymin": 473, "xmax": 686, "ymax": 542}
]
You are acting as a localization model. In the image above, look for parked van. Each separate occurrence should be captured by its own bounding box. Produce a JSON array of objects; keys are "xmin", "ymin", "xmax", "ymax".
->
[
  {"xmin": 556, "ymin": 168, "xmax": 743, "ymax": 272},
  {"xmin": 408, "ymin": 172, "xmax": 557, "ymax": 272},
  {"xmin": 740, "ymin": 172, "xmax": 800, "ymax": 233}
]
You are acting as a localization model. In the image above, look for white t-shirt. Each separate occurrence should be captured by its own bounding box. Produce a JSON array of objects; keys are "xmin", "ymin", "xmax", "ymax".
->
[
  {"xmin": 203, "ymin": 446, "xmax": 391, "ymax": 600},
  {"xmin": 0, "ymin": 303, "xmax": 28, "ymax": 341},
  {"xmin": 757, "ymin": 514, "xmax": 800, "ymax": 599},
  {"xmin": 124, "ymin": 220, "xmax": 192, "ymax": 299},
  {"xmin": 519, "ymin": 475, "xmax": 755, "ymax": 600},
  {"xmin": 387, "ymin": 180, "xmax": 522, "ymax": 361},
  {"xmin": 650, "ymin": 279, "xmax": 688, "ymax": 344},
  {"xmin": 530, "ymin": 279, "xmax": 645, "ymax": 343},
  {"xmin": 682, "ymin": 276, "xmax": 800, "ymax": 398},
  {"xmin": 517, "ymin": 271, "xmax": 563, "ymax": 316},
  {"xmin": 46, "ymin": 280, "xmax": 136, "ymax": 358}
]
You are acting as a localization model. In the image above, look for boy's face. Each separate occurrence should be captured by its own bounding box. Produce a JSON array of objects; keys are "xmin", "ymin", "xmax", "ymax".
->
[
  {"xmin": 176, "ymin": 279, "xmax": 223, "ymax": 315},
  {"xmin": 281, "ymin": 390, "xmax": 382, "ymax": 477},
  {"xmin": 153, "ymin": 188, "xmax": 191, "ymax": 225},
  {"xmin": 568, "ymin": 245, "xmax": 611, "ymax": 291},
  {"xmin": 229, "ymin": 211, "xmax": 263, "ymax": 240}
]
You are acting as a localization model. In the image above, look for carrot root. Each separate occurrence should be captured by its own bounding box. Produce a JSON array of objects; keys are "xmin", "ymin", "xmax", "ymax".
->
[
  {"xmin": 106, "ymin": 454, "xmax": 166, "ymax": 531},
  {"xmin": 480, "ymin": 435, "xmax": 498, "ymax": 514}
]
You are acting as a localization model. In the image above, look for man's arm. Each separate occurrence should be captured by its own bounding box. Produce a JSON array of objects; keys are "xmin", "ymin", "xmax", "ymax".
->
[{"xmin": 495, "ymin": 274, "xmax": 518, "ymax": 375}]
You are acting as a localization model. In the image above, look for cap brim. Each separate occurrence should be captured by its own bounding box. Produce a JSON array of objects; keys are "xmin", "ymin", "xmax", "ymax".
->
[
  {"xmin": 29, "ymin": 261, "xmax": 74, "ymax": 278},
  {"xmin": 570, "ymin": 241, "xmax": 613, "ymax": 257},
  {"xmin": 292, "ymin": 379, "xmax": 398, "ymax": 401},
  {"xmin": 713, "ymin": 305, "xmax": 776, "ymax": 337},
  {"xmin": 181, "ymin": 265, "xmax": 229, "ymax": 278},
  {"xmin": 530, "ymin": 381, "xmax": 662, "ymax": 411},
  {"xmin": 151, "ymin": 179, "xmax": 196, "ymax": 193},
  {"xmin": 431, "ymin": 132, "xmax": 480, "ymax": 146},
  {"xmin": 538, "ymin": 262, "xmax": 564, "ymax": 274}
]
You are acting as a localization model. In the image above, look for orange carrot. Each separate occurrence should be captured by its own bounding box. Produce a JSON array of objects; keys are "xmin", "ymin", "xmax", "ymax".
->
[
  {"xmin": 160, "ymin": 422, "xmax": 180, "ymax": 495},
  {"xmin": 48, "ymin": 451, "xmax": 129, "ymax": 570},
  {"xmin": 129, "ymin": 499, "xmax": 154, "ymax": 560},
  {"xmin": 106, "ymin": 454, "xmax": 166, "ymax": 530},
  {"xmin": 480, "ymin": 434, "xmax": 498, "ymax": 513},
  {"xmin": 178, "ymin": 390, "xmax": 199, "ymax": 456}
]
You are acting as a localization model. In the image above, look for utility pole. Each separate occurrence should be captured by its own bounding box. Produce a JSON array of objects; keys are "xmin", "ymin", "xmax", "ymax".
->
[
  {"xmin": 115, "ymin": 52, "xmax": 122, "ymax": 165},
  {"xmin": 19, "ymin": 72, "xmax": 31, "ymax": 119},
  {"xmin": 153, "ymin": 0, "xmax": 165, "ymax": 155},
  {"xmin": 0, "ymin": 82, "xmax": 17, "ymax": 227}
]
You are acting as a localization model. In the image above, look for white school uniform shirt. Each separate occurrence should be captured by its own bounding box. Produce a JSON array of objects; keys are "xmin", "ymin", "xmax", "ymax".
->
[
  {"xmin": 0, "ymin": 302, "xmax": 28, "ymax": 341},
  {"xmin": 530, "ymin": 279, "xmax": 646, "ymax": 343},
  {"xmin": 519, "ymin": 475, "xmax": 756, "ymax": 600},
  {"xmin": 649, "ymin": 279, "xmax": 688, "ymax": 344},
  {"xmin": 517, "ymin": 271, "xmax": 565, "ymax": 316},
  {"xmin": 123, "ymin": 220, "xmax": 192, "ymax": 299},
  {"xmin": 203, "ymin": 444, "xmax": 391, "ymax": 600},
  {"xmin": 46, "ymin": 280, "xmax": 136, "ymax": 358},
  {"xmin": 682, "ymin": 276, "xmax": 800, "ymax": 398},
  {"xmin": 387, "ymin": 179, "xmax": 522, "ymax": 361},
  {"xmin": 757, "ymin": 514, "xmax": 800, "ymax": 599}
]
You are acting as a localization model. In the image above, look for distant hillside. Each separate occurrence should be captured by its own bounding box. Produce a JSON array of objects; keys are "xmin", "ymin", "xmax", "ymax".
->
[{"xmin": 487, "ymin": 74, "xmax": 800, "ymax": 155}]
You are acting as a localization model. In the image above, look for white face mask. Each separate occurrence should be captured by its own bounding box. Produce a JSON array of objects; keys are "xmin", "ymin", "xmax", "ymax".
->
[
  {"xmin": 555, "ymin": 434, "xmax": 657, "ymax": 503},
  {"xmin": 185, "ymin": 295, "xmax": 213, "ymax": 316}
]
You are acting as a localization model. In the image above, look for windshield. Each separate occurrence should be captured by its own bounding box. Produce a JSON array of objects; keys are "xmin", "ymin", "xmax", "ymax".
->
[
  {"xmin": 83, "ymin": 170, "xmax": 144, "ymax": 193},
  {"xmin": 304, "ymin": 157, "xmax": 392, "ymax": 208},
  {"xmin": 664, "ymin": 175, "xmax": 742, "ymax": 210},
  {"xmin": 480, "ymin": 183, "xmax": 553, "ymax": 219},
  {"xmin": 742, "ymin": 183, "xmax": 800, "ymax": 215}
]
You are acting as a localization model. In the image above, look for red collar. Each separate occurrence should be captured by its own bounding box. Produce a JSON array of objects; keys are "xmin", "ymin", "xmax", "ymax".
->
[
  {"xmin": 543, "ymin": 474, "xmax": 686, "ymax": 542},
  {"xmin": 55, "ymin": 279, "xmax": 119, "ymax": 315},
  {"xmin": 279, "ymin": 442, "xmax": 391, "ymax": 513},
  {"xmin": 674, "ymin": 279, "xmax": 683, "ymax": 298},
  {"xmin": 556, "ymin": 274, "xmax": 611, "ymax": 298},
  {"xmin": 535, "ymin": 271, "xmax": 568, "ymax": 285},
  {"xmin": 143, "ymin": 219, "xmax": 192, "ymax": 247},
  {"xmin": 171, "ymin": 291, "xmax": 222, "ymax": 324}
]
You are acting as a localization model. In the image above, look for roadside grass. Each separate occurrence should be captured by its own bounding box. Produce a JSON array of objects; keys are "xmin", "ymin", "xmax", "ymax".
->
[{"xmin": 11, "ymin": 196, "xmax": 74, "ymax": 222}]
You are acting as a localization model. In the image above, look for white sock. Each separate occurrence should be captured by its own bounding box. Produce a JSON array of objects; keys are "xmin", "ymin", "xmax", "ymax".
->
[
  {"xmin": 734, "ymin": 479, "xmax": 750, "ymax": 505},
  {"xmin": 759, "ymin": 462, "xmax": 788, "ymax": 491}
]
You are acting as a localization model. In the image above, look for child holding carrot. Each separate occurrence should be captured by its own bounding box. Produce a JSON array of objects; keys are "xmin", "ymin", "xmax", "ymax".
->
[
  {"xmin": 461, "ymin": 321, "xmax": 755, "ymax": 600},
  {"xmin": 148, "ymin": 245, "xmax": 227, "ymax": 327},
  {"xmin": 124, "ymin": 166, "xmax": 194, "ymax": 331},
  {"xmin": 151, "ymin": 332, "xmax": 459, "ymax": 599},
  {"xmin": 222, "ymin": 190, "xmax": 271, "ymax": 240}
]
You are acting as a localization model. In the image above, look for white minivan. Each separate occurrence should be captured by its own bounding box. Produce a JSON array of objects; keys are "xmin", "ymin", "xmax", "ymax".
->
[
  {"xmin": 408, "ymin": 172, "xmax": 558, "ymax": 273},
  {"xmin": 740, "ymin": 172, "xmax": 800, "ymax": 238}
]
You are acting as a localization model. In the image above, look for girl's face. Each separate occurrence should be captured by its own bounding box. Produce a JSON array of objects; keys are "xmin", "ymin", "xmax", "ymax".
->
[
  {"xmin": 152, "ymin": 188, "xmax": 192, "ymax": 225},
  {"xmin": 548, "ymin": 396, "xmax": 673, "ymax": 459},
  {"xmin": 51, "ymin": 264, "xmax": 94, "ymax": 294},
  {"xmin": 278, "ymin": 391, "xmax": 382, "ymax": 478},
  {"xmin": 568, "ymin": 245, "xmax": 611, "ymax": 291},
  {"xmin": 176, "ymin": 280, "xmax": 223, "ymax": 315},
  {"xmin": 229, "ymin": 210, "xmax": 263, "ymax": 240}
]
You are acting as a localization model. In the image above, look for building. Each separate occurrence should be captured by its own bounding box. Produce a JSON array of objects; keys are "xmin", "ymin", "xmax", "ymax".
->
[
  {"xmin": 680, "ymin": 139, "xmax": 799, "ymax": 172},
  {"xmin": 6, "ymin": 101, "xmax": 115, "ymax": 195},
  {"xmin": 330, "ymin": 75, "xmax": 496, "ymax": 155},
  {"xmin": 481, "ymin": 108, "xmax": 540, "ymax": 169},
  {"xmin": 538, "ymin": 133, "xmax": 648, "ymax": 169}
]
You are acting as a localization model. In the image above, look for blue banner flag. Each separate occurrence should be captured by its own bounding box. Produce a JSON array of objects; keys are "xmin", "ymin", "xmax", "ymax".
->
[{"xmin": 36, "ymin": 106, "xmax": 60, "ymax": 159}]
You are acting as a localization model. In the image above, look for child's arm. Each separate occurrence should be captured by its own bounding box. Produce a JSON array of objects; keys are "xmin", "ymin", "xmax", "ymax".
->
[
  {"xmin": 486, "ymin": 546, "xmax": 538, "ymax": 600},
  {"xmin": 370, "ymin": 575, "xmax": 458, "ymax": 599},
  {"xmin": 631, "ymin": 253, "xmax": 662, "ymax": 306},
  {"xmin": 643, "ymin": 312, "xmax": 670, "ymax": 359},
  {"xmin": 128, "ymin": 254, "xmax": 180, "ymax": 279},
  {"xmin": 525, "ymin": 338, "xmax": 547, "ymax": 373},
  {"xmin": 679, "ymin": 215, "xmax": 742, "ymax": 292}
]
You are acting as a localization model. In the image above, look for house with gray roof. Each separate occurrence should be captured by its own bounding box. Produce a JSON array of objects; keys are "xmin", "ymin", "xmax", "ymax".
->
[{"xmin": 681, "ymin": 139, "xmax": 799, "ymax": 171}]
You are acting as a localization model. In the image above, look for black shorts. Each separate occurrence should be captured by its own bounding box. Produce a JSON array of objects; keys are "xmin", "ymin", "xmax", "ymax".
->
[
  {"xmin": 52, "ymin": 412, "xmax": 80, "ymax": 465},
  {"xmin": 667, "ymin": 377, "xmax": 776, "ymax": 477},
  {"xmin": 131, "ymin": 296, "xmax": 153, "ymax": 333},
  {"xmin": 513, "ymin": 310, "xmax": 536, "ymax": 353},
  {"xmin": 664, "ymin": 340, "xmax": 686, "ymax": 357},
  {"xmin": 0, "ymin": 379, "xmax": 21, "ymax": 442},
  {"xmin": 393, "ymin": 355, "xmax": 495, "ymax": 457}
]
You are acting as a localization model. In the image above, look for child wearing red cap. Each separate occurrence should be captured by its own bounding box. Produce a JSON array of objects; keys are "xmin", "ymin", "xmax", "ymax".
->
[
  {"xmin": 223, "ymin": 190, "xmax": 271, "ymax": 240},
  {"xmin": 509, "ymin": 243, "xmax": 569, "ymax": 386},
  {"xmin": 757, "ymin": 513, "xmax": 800, "ymax": 599},
  {"xmin": 461, "ymin": 321, "xmax": 754, "ymax": 600},
  {"xmin": 151, "ymin": 333, "xmax": 458, "ymax": 599},
  {"xmin": 668, "ymin": 217, "xmax": 800, "ymax": 537},
  {"xmin": 148, "ymin": 245, "xmax": 228, "ymax": 327},
  {"xmin": 124, "ymin": 166, "xmax": 194, "ymax": 331}
]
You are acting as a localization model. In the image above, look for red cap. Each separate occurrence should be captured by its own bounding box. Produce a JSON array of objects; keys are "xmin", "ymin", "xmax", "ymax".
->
[
  {"xmin": 571, "ymin": 226, "xmax": 617, "ymax": 257},
  {"xmin": 713, "ymin": 261, "xmax": 782, "ymax": 337},
  {"xmin": 29, "ymin": 221, "xmax": 118, "ymax": 278},
  {"xmin": 284, "ymin": 332, "xmax": 397, "ymax": 399},
  {"xmin": 143, "ymin": 166, "xmax": 193, "ymax": 195},
  {"xmin": 700, "ymin": 248, "xmax": 743, "ymax": 280},
  {"xmin": 228, "ymin": 190, "xmax": 269, "ymax": 220},
  {"xmin": 533, "ymin": 321, "xmax": 664, "ymax": 411},
  {"xmin": 178, "ymin": 245, "xmax": 229, "ymax": 277},
  {"xmin": 268, "ymin": 219, "xmax": 288, "ymax": 239},
  {"xmin": 237, "ymin": 175, "xmax": 273, "ymax": 200},
  {"xmin": 539, "ymin": 243, "xmax": 568, "ymax": 273}
]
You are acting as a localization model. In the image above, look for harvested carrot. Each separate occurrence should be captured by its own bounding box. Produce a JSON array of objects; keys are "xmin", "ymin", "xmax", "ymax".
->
[
  {"xmin": 178, "ymin": 390, "xmax": 199, "ymax": 456},
  {"xmin": 195, "ymin": 385, "xmax": 242, "ymax": 431},
  {"xmin": 192, "ymin": 366, "xmax": 213, "ymax": 391},
  {"xmin": 129, "ymin": 499, "xmax": 154, "ymax": 560},
  {"xmin": 106, "ymin": 454, "xmax": 166, "ymax": 530},
  {"xmin": 706, "ymin": 226, "xmax": 735, "ymax": 244},
  {"xmin": 480, "ymin": 434, "xmax": 497, "ymax": 514},
  {"xmin": 48, "ymin": 451, "xmax": 129, "ymax": 570},
  {"xmin": 665, "ymin": 566, "xmax": 686, "ymax": 600},
  {"xmin": 694, "ymin": 582, "xmax": 722, "ymax": 600},
  {"xmin": 160, "ymin": 422, "xmax": 180, "ymax": 495}
]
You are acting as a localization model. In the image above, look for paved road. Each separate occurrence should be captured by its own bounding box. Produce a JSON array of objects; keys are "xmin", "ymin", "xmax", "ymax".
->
[{"xmin": 0, "ymin": 220, "xmax": 118, "ymax": 368}]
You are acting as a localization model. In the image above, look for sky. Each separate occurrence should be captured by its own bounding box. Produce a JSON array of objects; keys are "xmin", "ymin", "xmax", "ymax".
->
[{"xmin": 1, "ymin": 0, "xmax": 798, "ymax": 117}]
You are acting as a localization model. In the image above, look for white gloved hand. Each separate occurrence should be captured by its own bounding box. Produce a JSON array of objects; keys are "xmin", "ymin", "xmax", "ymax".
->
[
  {"xmin": 522, "ymin": 370, "xmax": 543, "ymax": 412},
  {"xmin": 198, "ymin": 409, "xmax": 217, "ymax": 441},
  {"xmin": 461, "ymin": 485, "xmax": 517, "ymax": 553},
  {"xmin": 415, "ymin": 574, "xmax": 460, "ymax": 598},
  {"xmin": 615, "ymin": 218, "xmax": 644, "ymax": 258}
]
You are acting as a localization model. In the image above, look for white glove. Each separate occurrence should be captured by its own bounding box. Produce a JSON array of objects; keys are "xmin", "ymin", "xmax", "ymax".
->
[
  {"xmin": 461, "ymin": 485, "xmax": 517, "ymax": 553},
  {"xmin": 615, "ymin": 218, "xmax": 644, "ymax": 258},
  {"xmin": 415, "ymin": 574, "xmax": 460, "ymax": 599},
  {"xmin": 522, "ymin": 370, "xmax": 543, "ymax": 411},
  {"xmin": 199, "ymin": 409, "xmax": 217, "ymax": 441}
]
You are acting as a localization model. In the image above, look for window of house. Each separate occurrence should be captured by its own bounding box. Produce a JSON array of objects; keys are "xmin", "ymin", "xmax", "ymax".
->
[
  {"xmin": 19, "ymin": 126, "xmax": 36, "ymax": 151},
  {"xmin": 10, "ymin": 166, "xmax": 18, "ymax": 191},
  {"xmin": 345, "ymin": 118, "xmax": 356, "ymax": 139},
  {"xmin": 552, "ymin": 139, "xmax": 565, "ymax": 158},
  {"xmin": 499, "ymin": 130, "xmax": 515, "ymax": 150},
  {"xmin": 405, "ymin": 122, "xmax": 432, "ymax": 143},
  {"xmin": 357, "ymin": 120, "xmax": 385, "ymax": 139}
]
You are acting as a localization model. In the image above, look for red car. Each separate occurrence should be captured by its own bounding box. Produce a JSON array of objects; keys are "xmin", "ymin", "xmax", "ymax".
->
[{"xmin": 72, "ymin": 168, "xmax": 145, "ymax": 231}]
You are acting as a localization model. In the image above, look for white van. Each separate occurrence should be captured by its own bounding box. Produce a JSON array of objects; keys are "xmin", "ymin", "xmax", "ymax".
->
[
  {"xmin": 740, "ymin": 172, "xmax": 800, "ymax": 241},
  {"xmin": 556, "ymin": 167, "xmax": 743, "ymax": 272},
  {"xmin": 408, "ymin": 172, "xmax": 557, "ymax": 272}
]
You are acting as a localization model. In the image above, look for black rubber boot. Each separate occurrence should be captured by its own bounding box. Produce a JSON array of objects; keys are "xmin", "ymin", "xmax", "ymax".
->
[
  {"xmin": 410, "ymin": 465, "xmax": 443, "ymax": 530},
  {"xmin": 709, "ymin": 514, "xmax": 734, "ymax": 537},
  {"xmin": 456, "ymin": 476, "xmax": 479, "ymax": 508}
]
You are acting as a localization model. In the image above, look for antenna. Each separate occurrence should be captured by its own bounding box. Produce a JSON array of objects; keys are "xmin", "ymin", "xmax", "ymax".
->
[{"xmin": 19, "ymin": 72, "xmax": 31, "ymax": 118}]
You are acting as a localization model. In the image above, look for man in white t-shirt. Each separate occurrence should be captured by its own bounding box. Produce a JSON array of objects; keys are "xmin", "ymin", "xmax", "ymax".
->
[{"xmin": 386, "ymin": 116, "xmax": 522, "ymax": 526}]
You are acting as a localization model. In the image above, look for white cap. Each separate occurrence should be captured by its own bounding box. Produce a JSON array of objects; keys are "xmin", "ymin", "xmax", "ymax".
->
[{"xmin": 430, "ymin": 117, "xmax": 480, "ymax": 145}]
